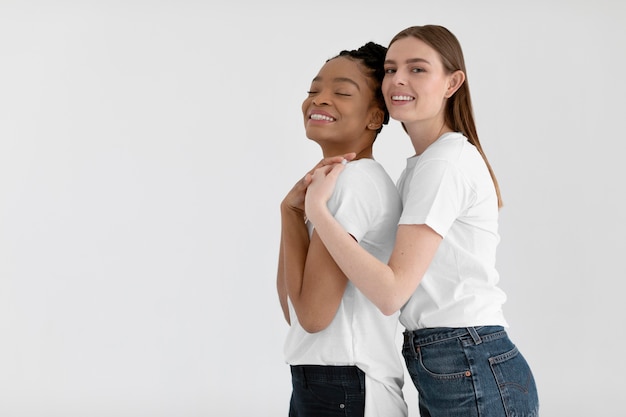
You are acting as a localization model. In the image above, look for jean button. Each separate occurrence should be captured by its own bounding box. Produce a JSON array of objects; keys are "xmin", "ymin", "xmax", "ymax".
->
[
  {"xmin": 339, "ymin": 404, "xmax": 345, "ymax": 409},
  {"xmin": 465, "ymin": 371, "xmax": 471, "ymax": 377}
]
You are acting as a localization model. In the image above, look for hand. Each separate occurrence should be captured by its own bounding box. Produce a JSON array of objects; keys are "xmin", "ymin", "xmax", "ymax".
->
[
  {"xmin": 281, "ymin": 153, "xmax": 356, "ymax": 217},
  {"xmin": 304, "ymin": 159, "xmax": 348, "ymax": 225},
  {"xmin": 313, "ymin": 152, "xmax": 356, "ymax": 172}
]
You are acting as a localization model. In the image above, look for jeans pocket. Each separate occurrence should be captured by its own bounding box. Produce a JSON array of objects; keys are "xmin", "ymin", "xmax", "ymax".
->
[
  {"xmin": 305, "ymin": 380, "xmax": 347, "ymax": 407},
  {"xmin": 418, "ymin": 343, "xmax": 470, "ymax": 380},
  {"xmin": 410, "ymin": 343, "xmax": 476, "ymax": 415},
  {"xmin": 489, "ymin": 346, "xmax": 539, "ymax": 416}
]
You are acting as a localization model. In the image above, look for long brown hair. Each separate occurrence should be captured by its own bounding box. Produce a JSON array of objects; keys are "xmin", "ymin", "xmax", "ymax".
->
[{"xmin": 390, "ymin": 25, "xmax": 503, "ymax": 208}]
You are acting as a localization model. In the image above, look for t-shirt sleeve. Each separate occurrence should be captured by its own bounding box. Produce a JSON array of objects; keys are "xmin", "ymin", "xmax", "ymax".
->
[
  {"xmin": 325, "ymin": 164, "xmax": 381, "ymax": 242},
  {"xmin": 399, "ymin": 159, "xmax": 473, "ymax": 237}
]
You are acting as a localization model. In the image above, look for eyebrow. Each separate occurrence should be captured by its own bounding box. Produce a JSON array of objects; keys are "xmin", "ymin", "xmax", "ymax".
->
[
  {"xmin": 311, "ymin": 76, "xmax": 361, "ymax": 90},
  {"xmin": 384, "ymin": 58, "xmax": 431, "ymax": 65}
]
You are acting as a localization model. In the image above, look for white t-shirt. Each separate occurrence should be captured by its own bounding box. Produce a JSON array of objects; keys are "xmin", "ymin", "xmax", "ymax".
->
[
  {"xmin": 396, "ymin": 132, "xmax": 508, "ymax": 330},
  {"xmin": 284, "ymin": 158, "xmax": 407, "ymax": 417}
]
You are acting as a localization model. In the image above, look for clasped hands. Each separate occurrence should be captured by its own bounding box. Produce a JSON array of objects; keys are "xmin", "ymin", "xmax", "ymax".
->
[{"xmin": 281, "ymin": 152, "xmax": 356, "ymax": 222}]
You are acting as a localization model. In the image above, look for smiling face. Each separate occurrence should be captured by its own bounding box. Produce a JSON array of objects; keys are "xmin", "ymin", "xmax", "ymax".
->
[
  {"xmin": 302, "ymin": 56, "xmax": 383, "ymax": 157},
  {"xmin": 382, "ymin": 36, "xmax": 457, "ymax": 128}
]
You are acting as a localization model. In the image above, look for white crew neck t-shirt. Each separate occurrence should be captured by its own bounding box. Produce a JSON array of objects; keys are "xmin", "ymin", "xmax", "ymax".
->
[
  {"xmin": 284, "ymin": 158, "xmax": 407, "ymax": 417},
  {"xmin": 396, "ymin": 132, "xmax": 508, "ymax": 330}
]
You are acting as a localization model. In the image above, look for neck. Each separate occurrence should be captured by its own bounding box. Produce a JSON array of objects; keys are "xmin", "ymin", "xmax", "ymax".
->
[
  {"xmin": 322, "ymin": 145, "xmax": 373, "ymax": 160},
  {"xmin": 322, "ymin": 147, "xmax": 374, "ymax": 160},
  {"xmin": 405, "ymin": 120, "xmax": 452, "ymax": 156}
]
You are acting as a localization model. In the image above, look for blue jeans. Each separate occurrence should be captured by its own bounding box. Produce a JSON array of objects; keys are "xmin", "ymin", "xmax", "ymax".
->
[
  {"xmin": 402, "ymin": 326, "xmax": 539, "ymax": 417},
  {"xmin": 289, "ymin": 365, "xmax": 365, "ymax": 417}
]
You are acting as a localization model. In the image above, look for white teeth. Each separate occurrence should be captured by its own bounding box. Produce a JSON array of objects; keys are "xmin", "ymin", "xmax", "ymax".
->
[
  {"xmin": 392, "ymin": 95, "xmax": 414, "ymax": 101},
  {"xmin": 310, "ymin": 113, "xmax": 335, "ymax": 121}
]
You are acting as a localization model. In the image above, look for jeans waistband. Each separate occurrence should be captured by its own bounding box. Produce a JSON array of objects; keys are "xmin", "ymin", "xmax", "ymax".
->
[
  {"xmin": 403, "ymin": 326, "xmax": 506, "ymax": 347},
  {"xmin": 290, "ymin": 365, "xmax": 364, "ymax": 385}
]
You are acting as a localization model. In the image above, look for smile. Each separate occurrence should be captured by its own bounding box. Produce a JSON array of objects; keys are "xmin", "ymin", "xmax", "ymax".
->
[
  {"xmin": 391, "ymin": 95, "xmax": 414, "ymax": 101},
  {"xmin": 310, "ymin": 114, "xmax": 336, "ymax": 121}
]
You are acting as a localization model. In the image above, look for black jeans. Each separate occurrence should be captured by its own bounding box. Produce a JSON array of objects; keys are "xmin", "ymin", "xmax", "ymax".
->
[{"xmin": 289, "ymin": 365, "xmax": 366, "ymax": 417}]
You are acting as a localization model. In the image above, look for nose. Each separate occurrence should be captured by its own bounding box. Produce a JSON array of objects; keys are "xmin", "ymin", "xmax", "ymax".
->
[
  {"xmin": 391, "ymin": 69, "xmax": 406, "ymax": 86},
  {"xmin": 312, "ymin": 89, "xmax": 332, "ymax": 106}
]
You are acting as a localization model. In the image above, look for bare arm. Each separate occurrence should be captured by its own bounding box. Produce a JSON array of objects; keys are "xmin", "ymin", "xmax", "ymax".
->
[
  {"xmin": 305, "ymin": 163, "xmax": 442, "ymax": 315},
  {"xmin": 279, "ymin": 204, "xmax": 348, "ymax": 332},
  {"xmin": 276, "ymin": 153, "xmax": 355, "ymax": 328},
  {"xmin": 277, "ymin": 233, "xmax": 291, "ymax": 324}
]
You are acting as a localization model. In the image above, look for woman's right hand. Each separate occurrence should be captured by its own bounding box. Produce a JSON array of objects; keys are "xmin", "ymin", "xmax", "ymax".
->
[{"xmin": 281, "ymin": 152, "xmax": 355, "ymax": 217}]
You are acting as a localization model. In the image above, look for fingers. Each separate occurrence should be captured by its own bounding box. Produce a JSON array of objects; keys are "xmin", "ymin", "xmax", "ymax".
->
[
  {"xmin": 311, "ymin": 164, "xmax": 336, "ymax": 178},
  {"xmin": 312, "ymin": 152, "xmax": 356, "ymax": 172},
  {"xmin": 327, "ymin": 160, "xmax": 347, "ymax": 179},
  {"xmin": 311, "ymin": 160, "xmax": 346, "ymax": 180},
  {"xmin": 342, "ymin": 152, "xmax": 357, "ymax": 162},
  {"xmin": 321, "ymin": 156, "xmax": 344, "ymax": 166},
  {"xmin": 305, "ymin": 158, "xmax": 347, "ymax": 223},
  {"xmin": 324, "ymin": 153, "xmax": 355, "ymax": 165}
]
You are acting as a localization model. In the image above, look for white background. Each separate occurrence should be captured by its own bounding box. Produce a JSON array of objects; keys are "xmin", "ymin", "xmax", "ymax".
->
[{"xmin": 1, "ymin": 1, "xmax": 624, "ymax": 416}]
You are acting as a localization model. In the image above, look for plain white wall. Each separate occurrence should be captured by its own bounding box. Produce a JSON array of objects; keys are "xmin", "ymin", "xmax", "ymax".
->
[{"xmin": 1, "ymin": 1, "xmax": 624, "ymax": 416}]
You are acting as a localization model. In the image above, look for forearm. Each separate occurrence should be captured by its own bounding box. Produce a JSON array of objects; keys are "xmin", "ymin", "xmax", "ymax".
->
[
  {"xmin": 309, "ymin": 209, "xmax": 403, "ymax": 315},
  {"xmin": 281, "ymin": 204, "xmax": 346, "ymax": 332},
  {"xmin": 276, "ymin": 236, "xmax": 290, "ymax": 324},
  {"xmin": 281, "ymin": 205, "xmax": 310, "ymax": 304}
]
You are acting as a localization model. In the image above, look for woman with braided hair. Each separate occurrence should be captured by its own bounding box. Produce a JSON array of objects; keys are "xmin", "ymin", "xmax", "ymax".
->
[
  {"xmin": 277, "ymin": 42, "xmax": 408, "ymax": 417},
  {"xmin": 305, "ymin": 25, "xmax": 539, "ymax": 416}
]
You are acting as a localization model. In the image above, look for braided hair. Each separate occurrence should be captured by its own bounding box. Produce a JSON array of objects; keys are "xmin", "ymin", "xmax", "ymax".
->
[{"xmin": 330, "ymin": 42, "xmax": 389, "ymax": 133}]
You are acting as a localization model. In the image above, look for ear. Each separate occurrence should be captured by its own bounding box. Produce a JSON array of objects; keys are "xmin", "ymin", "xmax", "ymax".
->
[
  {"xmin": 445, "ymin": 70, "xmax": 465, "ymax": 98},
  {"xmin": 367, "ymin": 108, "xmax": 385, "ymax": 131}
]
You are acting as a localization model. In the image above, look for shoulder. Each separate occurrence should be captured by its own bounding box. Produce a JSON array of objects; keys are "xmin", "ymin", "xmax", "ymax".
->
[
  {"xmin": 422, "ymin": 132, "xmax": 469, "ymax": 162},
  {"xmin": 333, "ymin": 159, "xmax": 400, "ymax": 206},
  {"xmin": 340, "ymin": 158, "xmax": 394, "ymax": 184},
  {"xmin": 343, "ymin": 158, "xmax": 385, "ymax": 172},
  {"xmin": 419, "ymin": 132, "xmax": 486, "ymax": 177}
]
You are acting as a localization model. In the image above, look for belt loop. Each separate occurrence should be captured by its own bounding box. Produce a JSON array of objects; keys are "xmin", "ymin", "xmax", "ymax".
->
[
  {"xmin": 403, "ymin": 330, "xmax": 415, "ymax": 347},
  {"xmin": 358, "ymin": 368, "xmax": 365, "ymax": 393},
  {"xmin": 467, "ymin": 327, "xmax": 482, "ymax": 345},
  {"xmin": 404, "ymin": 330, "xmax": 418, "ymax": 359}
]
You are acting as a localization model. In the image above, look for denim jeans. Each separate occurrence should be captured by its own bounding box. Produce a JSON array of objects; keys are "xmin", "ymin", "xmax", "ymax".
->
[
  {"xmin": 289, "ymin": 365, "xmax": 365, "ymax": 417},
  {"xmin": 402, "ymin": 326, "xmax": 539, "ymax": 417}
]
